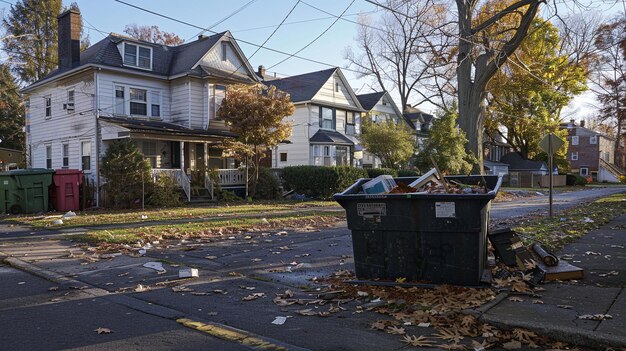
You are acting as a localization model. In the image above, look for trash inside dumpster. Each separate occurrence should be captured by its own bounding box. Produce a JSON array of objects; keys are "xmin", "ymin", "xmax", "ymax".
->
[{"xmin": 334, "ymin": 171, "xmax": 502, "ymax": 286}]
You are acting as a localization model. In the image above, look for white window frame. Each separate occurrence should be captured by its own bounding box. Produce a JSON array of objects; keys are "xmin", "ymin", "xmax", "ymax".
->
[
  {"xmin": 590, "ymin": 135, "xmax": 597, "ymax": 144},
  {"xmin": 129, "ymin": 88, "xmax": 148, "ymax": 116},
  {"xmin": 571, "ymin": 136, "xmax": 579, "ymax": 145},
  {"xmin": 571, "ymin": 152, "xmax": 578, "ymax": 161},
  {"xmin": 115, "ymin": 84, "xmax": 161, "ymax": 118},
  {"xmin": 114, "ymin": 85, "xmax": 125, "ymax": 115},
  {"xmin": 62, "ymin": 142, "xmax": 69, "ymax": 169},
  {"xmin": 44, "ymin": 95, "xmax": 52, "ymax": 119},
  {"xmin": 66, "ymin": 89, "xmax": 75, "ymax": 113},
  {"xmin": 221, "ymin": 42, "xmax": 228, "ymax": 61},
  {"xmin": 279, "ymin": 152, "xmax": 287, "ymax": 162},
  {"xmin": 45, "ymin": 144, "xmax": 52, "ymax": 169},
  {"xmin": 580, "ymin": 167, "xmax": 588, "ymax": 176},
  {"xmin": 123, "ymin": 42, "xmax": 152, "ymax": 70},
  {"xmin": 81, "ymin": 141, "xmax": 91, "ymax": 172},
  {"xmin": 150, "ymin": 91, "xmax": 161, "ymax": 118}
]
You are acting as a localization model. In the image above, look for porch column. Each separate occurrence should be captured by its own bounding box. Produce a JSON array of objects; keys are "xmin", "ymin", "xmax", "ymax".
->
[{"xmin": 180, "ymin": 141, "xmax": 185, "ymax": 172}]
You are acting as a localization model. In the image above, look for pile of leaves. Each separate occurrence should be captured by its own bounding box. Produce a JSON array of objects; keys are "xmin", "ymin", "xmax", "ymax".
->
[{"xmin": 272, "ymin": 270, "xmax": 573, "ymax": 350}]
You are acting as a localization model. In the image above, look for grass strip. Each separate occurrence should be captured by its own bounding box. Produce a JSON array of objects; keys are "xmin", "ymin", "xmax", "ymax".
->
[
  {"xmin": 514, "ymin": 192, "xmax": 626, "ymax": 250},
  {"xmin": 5, "ymin": 200, "xmax": 338, "ymax": 229},
  {"xmin": 70, "ymin": 210, "xmax": 346, "ymax": 245}
]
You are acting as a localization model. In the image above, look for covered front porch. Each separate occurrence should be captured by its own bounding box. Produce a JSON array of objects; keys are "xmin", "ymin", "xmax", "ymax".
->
[{"xmin": 100, "ymin": 116, "xmax": 246, "ymax": 202}]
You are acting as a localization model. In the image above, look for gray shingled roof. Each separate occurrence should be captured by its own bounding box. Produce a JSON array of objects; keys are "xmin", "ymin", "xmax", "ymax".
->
[
  {"xmin": 500, "ymin": 152, "xmax": 547, "ymax": 171},
  {"xmin": 356, "ymin": 92, "xmax": 386, "ymax": 111},
  {"xmin": 309, "ymin": 129, "xmax": 354, "ymax": 145},
  {"xmin": 265, "ymin": 68, "xmax": 337, "ymax": 103},
  {"xmin": 28, "ymin": 32, "xmax": 226, "ymax": 86},
  {"xmin": 99, "ymin": 116, "xmax": 237, "ymax": 138}
]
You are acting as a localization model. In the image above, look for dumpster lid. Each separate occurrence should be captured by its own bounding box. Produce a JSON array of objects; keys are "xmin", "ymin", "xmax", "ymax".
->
[{"xmin": 0, "ymin": 168, "xmax": 55, "ymax": 176}]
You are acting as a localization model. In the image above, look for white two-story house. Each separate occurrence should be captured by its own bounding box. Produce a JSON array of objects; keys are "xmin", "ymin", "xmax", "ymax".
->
[
  {"xmin": 355, "ymin": 91, "xmax": 405, "ymax": 168},
  {"xmin": 22, "ymin": 9, "xmax": 260, "ymax": 204}
]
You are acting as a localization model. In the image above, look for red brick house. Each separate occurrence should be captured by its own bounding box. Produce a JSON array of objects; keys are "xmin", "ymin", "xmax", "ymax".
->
[{"xmin": 560, "ymin": 120, "xmax": 623, "ymax": 182}]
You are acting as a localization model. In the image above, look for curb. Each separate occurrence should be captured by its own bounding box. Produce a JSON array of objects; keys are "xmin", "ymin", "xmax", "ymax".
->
[{"xmin": 0, "ymin": 252, "xmax": 311, "ymax": 351}]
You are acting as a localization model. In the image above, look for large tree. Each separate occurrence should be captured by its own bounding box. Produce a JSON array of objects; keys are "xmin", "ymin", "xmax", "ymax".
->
[
  {"xmin": 0, "ymin": 64, "xmax": 24, "ymax": 151},
  {"xmin": 2, "ymin": 0, "xmax": 62, "ymax": 84},
  {"xmin": 359, "ymin": 117, "xmax": 415, "ymax": 168},
  {"xmin": 592, "ymin": 15, "xmax": 626, "ymax": 166},
  {"xmin": 123, "ymin": 24, "xmax": 184, "ymax": 45},
  {"xmin": 217, "ymin": 84, "xmax": 294, "ymax": 197},
  {"xmin": 484, "ymin": 18, "xmax": 586, "ymax": 161},
  {"xmin": 345, "ymin": 0, "xmax": 456, "ymax": 111}
]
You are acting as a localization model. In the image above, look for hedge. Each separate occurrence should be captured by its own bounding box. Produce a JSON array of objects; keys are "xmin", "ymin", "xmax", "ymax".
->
[
  {"xmin": 282, "ymin": 166, "xmax": 368, "ymax": 199},
  {"xmin": 366, "ymin": 168, "xmax": 398, "ymax": 178},
  {"xmin": 566, "ymin": 174, "xmax": 588, "ymax": 186}
]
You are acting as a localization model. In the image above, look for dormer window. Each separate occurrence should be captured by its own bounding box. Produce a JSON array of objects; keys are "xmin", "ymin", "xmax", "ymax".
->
[{"xmin": 123, "ymin": 43, "xmax": 152, "ymax": 69}]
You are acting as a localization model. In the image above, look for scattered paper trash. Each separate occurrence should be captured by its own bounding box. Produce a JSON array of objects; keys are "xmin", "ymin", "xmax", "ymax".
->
[
  {"xmin": 52, "ymin": 219, "xmax": 63, "ymax": 225},
  {"xmin": 143, "ymin": 261, "xmax": 166, "ymax": 273},
  {"xmin": 62, "ymin": 211, "xmax": 77, "ymax": 219},
  {"xmin": 271, "ymin": 316, "xmax": 290, "ymax": 325},
  {"xmin": 134, "ymin": 284, "xmax": 148, "ymax": 292},
  {"xmin": 140, "ymin": 215, "xmax": 148, "ymax": 219},
  {"xmin": 179, "ymin": 268, "xmax": 199, "ymax": 278},
  {"xmin": 583, "ymin": 217, "xmax": 594, "ymax": 223}
]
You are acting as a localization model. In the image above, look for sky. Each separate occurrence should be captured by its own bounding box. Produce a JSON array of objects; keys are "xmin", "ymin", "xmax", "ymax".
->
[{"xmin": 0, "ymin": 0, "xmax": 624, "ymax": 117}]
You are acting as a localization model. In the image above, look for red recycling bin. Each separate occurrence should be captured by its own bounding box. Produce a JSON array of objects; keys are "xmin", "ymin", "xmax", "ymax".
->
[{"xmin": 50, "ymin": 169, "xmax": 83, "ymax": 212}]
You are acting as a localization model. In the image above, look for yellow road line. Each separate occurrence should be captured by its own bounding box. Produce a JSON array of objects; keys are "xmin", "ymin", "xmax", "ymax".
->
[{"xmin": 177, "ymin": 318, "xmax": 288, "ymax": 351}]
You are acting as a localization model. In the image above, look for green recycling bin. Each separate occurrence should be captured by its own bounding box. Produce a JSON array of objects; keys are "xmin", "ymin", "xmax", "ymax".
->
[{"xmin": 0, "ymin": 169, "xmax": 54, "ymax": 214}]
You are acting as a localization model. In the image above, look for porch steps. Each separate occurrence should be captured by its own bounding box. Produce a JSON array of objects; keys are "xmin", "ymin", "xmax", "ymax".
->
[{"xmin": 190, "ymin": 186, "xmax": 215, "ymax": 204}]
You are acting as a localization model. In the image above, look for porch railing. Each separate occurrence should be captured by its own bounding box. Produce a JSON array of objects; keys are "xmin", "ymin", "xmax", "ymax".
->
[
  {"xmin": 204, "ymin": 173, "xmax": 215, "ymax": 200},
  {"xmin": 152, "ymin": 169, "xmax": 191, "ymax": 202},
  {"xmin": 219, "ymin": 169, "xmax": 246, "ymax": 186}
]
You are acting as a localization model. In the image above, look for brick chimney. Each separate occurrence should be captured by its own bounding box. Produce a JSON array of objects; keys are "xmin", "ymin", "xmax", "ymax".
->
[
  {"xmin": 57, "ymin": 9, "xmax": 82, "ymax": 69},
  {"xmin": 258, "ymin": 65, "xmax": 266, "ymax": 79}
]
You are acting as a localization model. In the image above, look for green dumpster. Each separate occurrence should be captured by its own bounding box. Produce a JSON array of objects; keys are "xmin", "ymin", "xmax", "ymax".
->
[{"xmin": 0, "ymin": 169, "xmax": 54, "ymax": 214}]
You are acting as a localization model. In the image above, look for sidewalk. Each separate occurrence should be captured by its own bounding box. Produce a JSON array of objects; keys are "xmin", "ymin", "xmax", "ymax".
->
[{"xmin": 474, "ymin": 213, "xmax": 626, "ymax": 348}]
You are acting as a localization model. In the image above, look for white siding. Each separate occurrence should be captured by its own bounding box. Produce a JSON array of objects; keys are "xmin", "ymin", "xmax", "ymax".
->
[
  {"xmin": 199, "ymin": 39, "xmax": 249, "ymax": 75},
  {"xmin": 189, "ymin": 78, "xmax": 205, "ymax": 129},
  {"xmin": 312, "ymin": 72, "xmax": 357, "ymax": 107},
  {"xmin": 275, "ymin": 105, "xmax": 311, "ymax": 167},
  {"xmin": 170, "ymin": 78, "xmax": 188, "ymax": 126},
  {"xmin": 26, "ymin": 71, "xmax": 96, "ymax": 175},
  {"xmin": 97, "ymin": 71, "xmax": 170, "ymax": 122}
]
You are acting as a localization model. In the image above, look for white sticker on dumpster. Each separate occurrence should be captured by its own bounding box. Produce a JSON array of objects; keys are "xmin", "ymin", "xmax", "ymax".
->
[
  {"xmin": 357, "ymin": 203, "xmax": 386, "ymax": 217},
  {"xmin": 435, "ymin": 202, "xmax": 455, "ymax": 218}
]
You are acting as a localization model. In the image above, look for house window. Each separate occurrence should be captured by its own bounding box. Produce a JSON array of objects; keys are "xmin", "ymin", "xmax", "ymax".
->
[
  {"xmin": 67, "ymin": 89, "xmax": 75, "ymax": 112},
  {"xmin": 346, "ymin": 112, "xmax": 356, "ymax": 135},
  {"xmin": 115, "ymin": 86, "xmax": 125, "ymax": 115},
  {"xmin": 81, "ymin": 141, "xmax": 91, "ymax": 171},
  {"xmin": 130, "ymin": 88, "xmax": 147, "ymax": 116},
  {"xmin": 335, "ymin": 82, "xmax": 339, "ymax": 92},
  {"xmin": 124, "ymin": 43, "xmax": 151, "ymax": 69},
  {"xmin": 142, "ymin": 141, "xmax": 157, "ymax": 168},
  {"xmin": 319, "ymin": 107, "xmax": 334, "ymax": 129},
  {"xmin": 150, "ymin": 91, "xmax": 161, "ymax": 118},
  {"xmin": 571, "ymin": 136, "xmax": 579, "ymax": 145},
  {"xmin": 571, "ymin": 152, "xmax": 578, "ymax": 161},
  {"xmin": 590, "ymin": 136, "xmax": 597, "ymax": 144},
  {"xmin": 580, "ymin": 167, "xmax": 588, "ymax": 176},
  {"xmin": 323, "ymin": 145, "xmax": 332, "ymax": 166},
  {"xmin": 44, "ymin": 96, "xmax": 51, "ymax": 118},
  {"xmin": 221, "ymin": 42, "xmax": 228, "ymax": 61},
  {"xmin": 45, "ymin": 144, "xmax": 52, "ymax": 169},
  {"xmin": 62, "ymin": 143, "xmax": 69, "ymax": 168},
  {"xmin": 336, "ymin": 146, "xmax": 348, "ymax": 166},
  {"xmin": 212, "ymin": 85, "xmax": 226, "ymax": 118},
  {"xmin": 280, "ymin": 152, "xmax": 287, "ymax": 162}
]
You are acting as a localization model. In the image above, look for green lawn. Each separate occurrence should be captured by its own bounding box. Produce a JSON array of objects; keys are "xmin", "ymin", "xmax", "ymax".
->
[{"xmin": 4, "ymin": 200, "xmax": 340, "ymax": 229}]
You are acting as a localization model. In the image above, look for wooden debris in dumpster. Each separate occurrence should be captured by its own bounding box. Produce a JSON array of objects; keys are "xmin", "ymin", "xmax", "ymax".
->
[{"xmin": 388, "ymin": 182, "xmax": 417, "ymax": 194}]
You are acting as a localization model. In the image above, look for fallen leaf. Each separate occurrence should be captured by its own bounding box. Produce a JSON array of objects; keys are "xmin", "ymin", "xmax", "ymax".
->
[
  {"xmin": 434, "ymin": 328, "xmax": 464, "ymax": 343},
  {"xmin": 296, "ymin": 308, "xmax": 317, "ymax": 316},
  {"xmin": 578, "ymin": 314, "xmax": 612, "ymax": 321},
  {"xmin": 508, "ymin": 297, "xmax": 524, "ymax": 302},
  {"xmin": 172, "ymin": 286, "xmax": 194, "ymax": 293},
  {"xmin": 48, "ymin": 286, "xmax": 59, "ymax": 291},
  {"xmin": 242, "ymin": 292, "xmax": 265, "ymax": 301},
  {"xmin": 402, "ymin": 335, "xmax": 435, "ymax": 347},
  {"xmin": 205, "ymin": 256, "xmax": 218, "ymax": 260},
  {"xmin": 94, "ymin": 327, "xmax": 112, "ymax": 334},
  {"xmin": 557, "ymin": 305, "xmax": 573, "ymax": 309},
  {"xmin": 395, "ymin": 277, "xmax": 407, "ymax": 283},
  {"xmin": 385, "ymin": 326, "xmax": 405, "ymax": 335},
  {"xmin": 599, "ymin": 271, "xmax": 619, "ymax": 277},
  {"xmin": 191, "ymin": 292, "xmax": 209, "ymax": 296},
  {"xmin": 532, "ymin": 300, "xmax": 544, "ymax": 304}
]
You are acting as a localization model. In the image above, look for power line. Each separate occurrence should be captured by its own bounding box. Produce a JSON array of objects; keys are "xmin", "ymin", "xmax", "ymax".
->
[
  {"xmin": 188, "ymin": 0, "xmax": 258, "ymax": 41},
  {"xmin": 231, "ymin": 10, "xmax": 377, "ymax": 33},
  {"xmin": 112, "ymin": 0, "xmax": 373, "ymax": 76},
  {"xmin": 267, "ymin": 0, "xmax": 356, "ymax": 70}
]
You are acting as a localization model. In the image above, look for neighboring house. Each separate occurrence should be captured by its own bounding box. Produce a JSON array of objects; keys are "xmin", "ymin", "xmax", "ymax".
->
[
  {"xmin": 355, "ymin": 91, "xmax": 405, "ymax": 168},
  {"xmin": 403, "ymin": 105, "xmax": 434, "ymax": 149},
  {"xmin": 500, "ymin": 152, "xmax": 550, "ymax": 187},
  {"xmin": 560, "ymin": 119, "xmax": 623, "ymax": 182},
  {"xmin": 263, "ymin": 67, "xmax": 365, "ymax": 168},
  {"xmin": 22, "ymin": 9, "xmax": 260, "ymax": 204},
  {"xmin": 0, "ymin": 147, "xmax": 24, "ymax": 170},
  {"xmin": 483, "ymin": 134, "xmax": 511, "ymax": 176}
]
